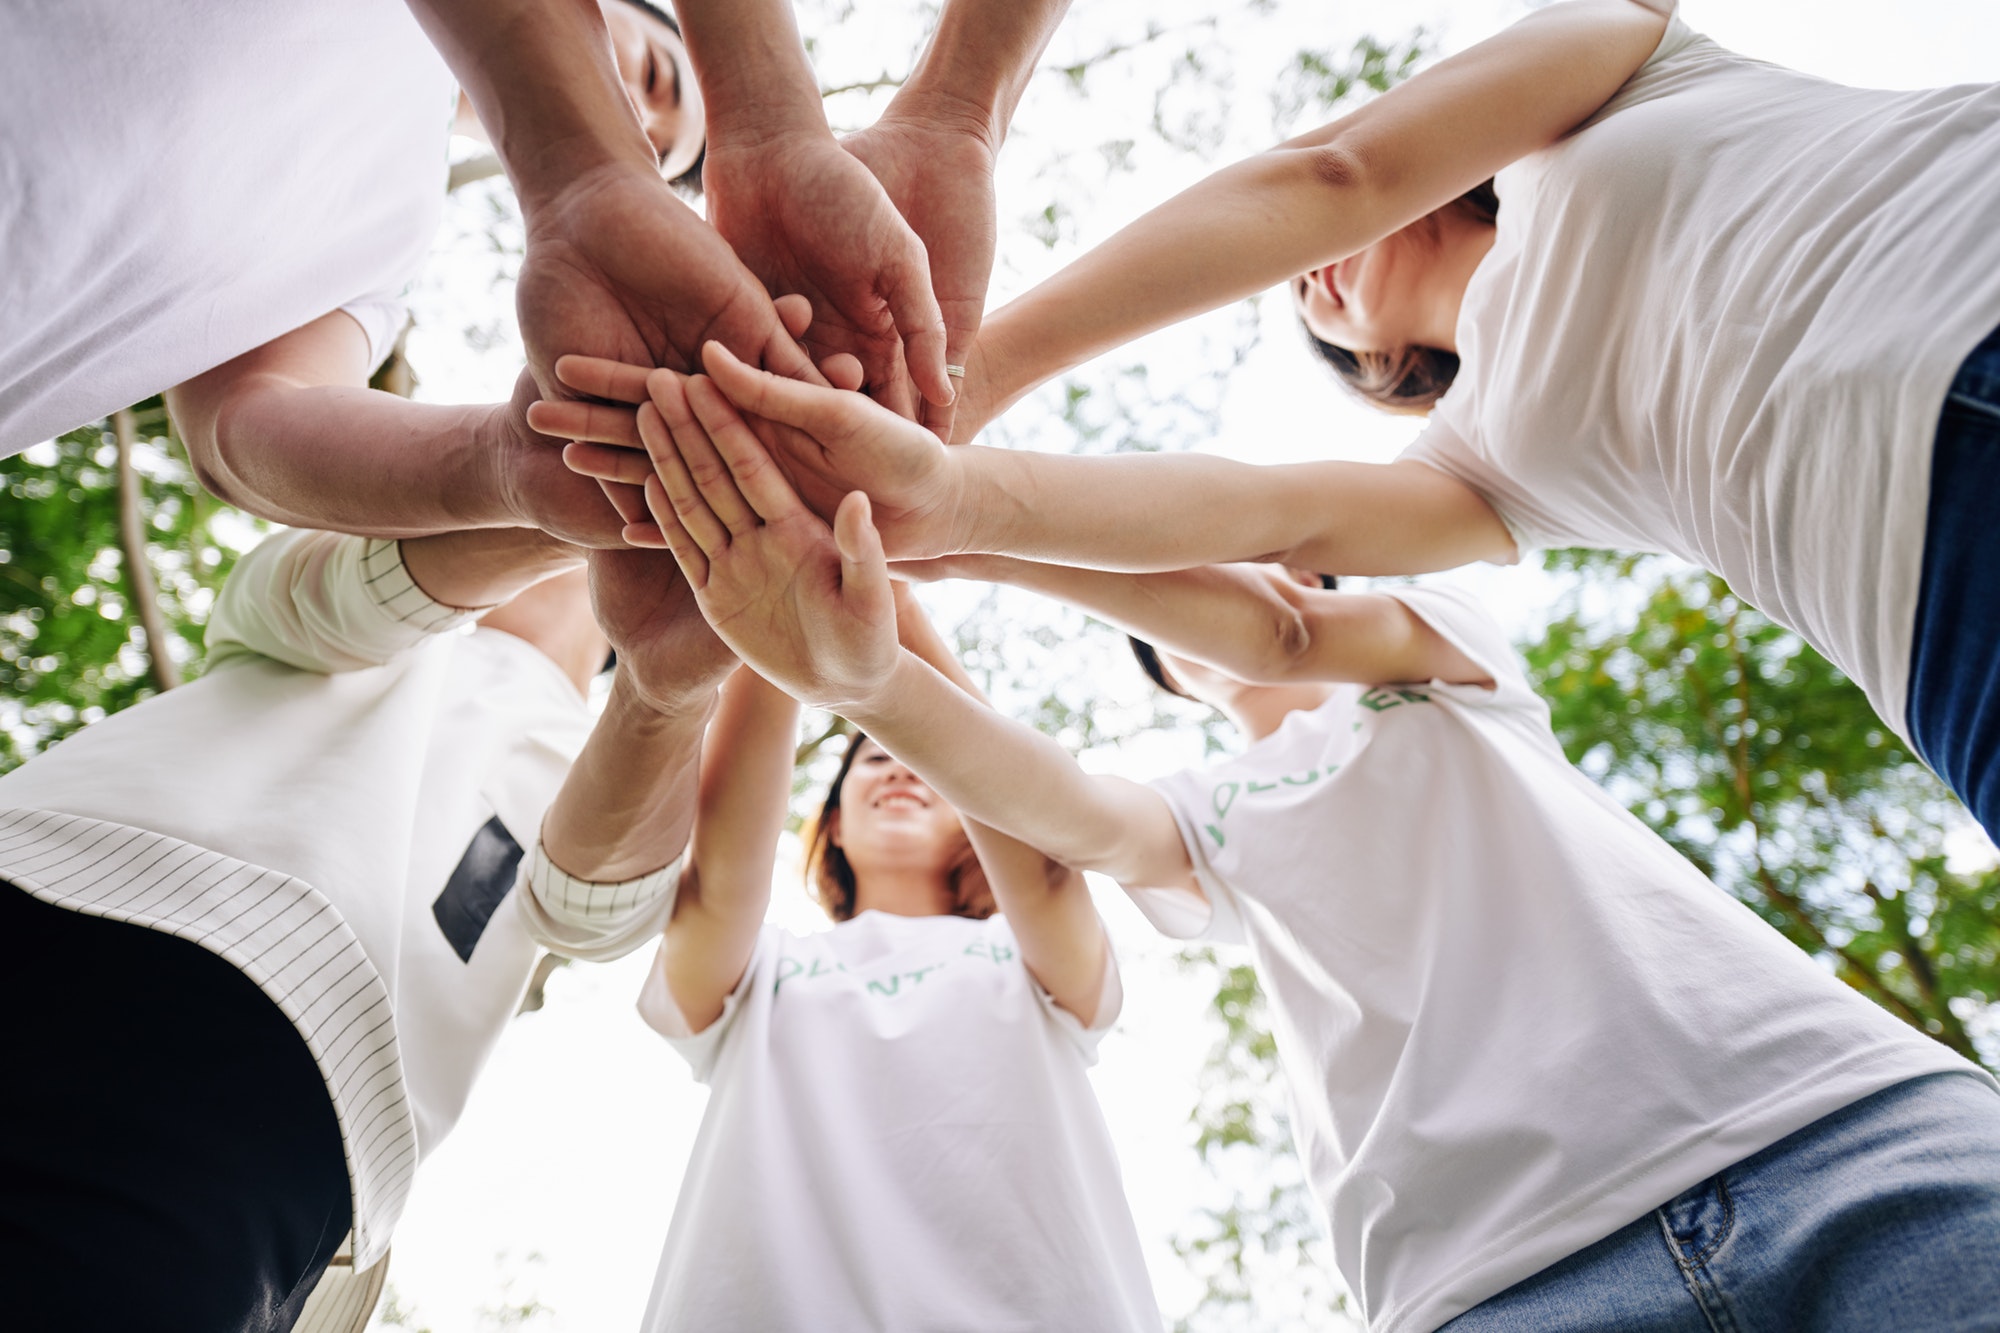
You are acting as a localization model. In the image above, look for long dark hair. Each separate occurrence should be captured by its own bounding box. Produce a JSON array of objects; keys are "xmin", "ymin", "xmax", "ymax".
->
[
  {"xmin": 804, "ymin": 731, "xmax": 990, "ymax": 922},
  {"xmin": 1302, "ymin": 180, "xmax": 1498, "ymax": 414}
]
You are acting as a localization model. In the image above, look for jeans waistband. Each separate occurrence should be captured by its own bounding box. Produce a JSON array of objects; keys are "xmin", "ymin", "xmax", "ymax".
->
[{"xmin": 1947, "ymin": 321, "xmax": 2000, "ymax": 415}]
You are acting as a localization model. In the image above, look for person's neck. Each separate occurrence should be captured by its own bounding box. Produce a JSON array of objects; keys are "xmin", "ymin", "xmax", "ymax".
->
[
  {"xmin": 851, "ymin": 869, "xmax": 958, "ymax": 918},
  {"xmin": 1221, "ymin": 682, "xmax": 1338, "ymax": 743},
  {"xmin": 1423, "ymin": 212, "xmax": 1497, "ymax": 355}
]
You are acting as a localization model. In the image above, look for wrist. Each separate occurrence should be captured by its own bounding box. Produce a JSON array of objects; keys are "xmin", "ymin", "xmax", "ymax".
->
[
  {"xmin": 874, "ymin": 89, "xmax": 1004, "ymax": 153},
  {"xmin": 611, "ymin": 654, "xmax": 724, "ymax": 724},
  {"xmin": 835, "ymin": 650, "xmax": 921, "ymax": 729},
  {"xmin": 949, "ymin": 448, "xmax": 1018, "ymax": 558}
]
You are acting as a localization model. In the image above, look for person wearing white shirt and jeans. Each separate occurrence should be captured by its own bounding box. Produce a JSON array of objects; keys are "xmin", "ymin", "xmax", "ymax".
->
[
  {"xmin": 563, "ymin": 0, "xmax": 2000, "ymax": 845},
  {"xmin": 630, "ymin": 384, "xmax": 2000, "ymax": 1333},
  {"xmin": 0, "ymin": 526, "xmax": 737, "ymax": 1332}
]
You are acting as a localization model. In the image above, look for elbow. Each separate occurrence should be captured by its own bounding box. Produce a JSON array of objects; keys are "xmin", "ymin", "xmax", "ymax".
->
[
  {"xmin": 1231, "ymin": 602, "xmax": 1316, "ymax": 685},
  {"xmin": 174, "ymin": 391, "xmax": 245, "ymax": 506},
  {"xmin": 1297, "ymin": 137, "xmax": 1384, "ymax": 198}
]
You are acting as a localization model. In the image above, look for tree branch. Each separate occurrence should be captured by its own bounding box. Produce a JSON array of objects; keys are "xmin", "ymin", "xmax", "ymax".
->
[{"xmin": 113, "ymin": 408, "xmax": 179, "ymax": 694}]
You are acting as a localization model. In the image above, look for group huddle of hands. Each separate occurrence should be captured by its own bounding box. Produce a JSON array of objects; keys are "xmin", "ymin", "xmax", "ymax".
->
[{"xmin": 494, "ymin": 83, "xmax": 1010, "ymax": 722}]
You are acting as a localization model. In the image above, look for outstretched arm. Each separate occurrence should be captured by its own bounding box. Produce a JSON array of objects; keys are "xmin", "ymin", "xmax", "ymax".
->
[
  {"xmin": 671, "ymin": 0, "xmax": 951, "ymax": 415},
  {"xmin": 902, "ymin": 555, "xmax": 1490, "ymax": 686},
  {"xmin": 401, "ymin": 0, "xmax": 818, "ymax": 406},
  {"xmin": 554, "ymin": 343, "xmax": 1513, "ymax": 572},
  {"xmin": 842, "ymin": 0, "xmax": 1073, "ymax": 439},
  {"xmin": 639, "ymin": 365, "xmax": 1194, "ymax": 898},
  {"xmin": 891, "ymin": 582, "xmax": 1110, "ymax": 1024},
  {"xmin": 167, "ymin": 312, "xmax": 628, "ymax": 546},
  {"xmin": 957, "ymin": 0, "xmax": 1670, "ymax": 432}
]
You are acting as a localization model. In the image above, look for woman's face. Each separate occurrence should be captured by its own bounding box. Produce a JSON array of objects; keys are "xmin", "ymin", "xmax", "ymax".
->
[
  {"xmin": 600, "ymin": 1, "xmax": 706, "ymax": 180},
  {"xmin": 831, "ymin": 740, "xmax": 968, "ymax": 874},
  {"xmin": 1292, "ymin": 227, "xmax": 1432, "ymax": 354}
]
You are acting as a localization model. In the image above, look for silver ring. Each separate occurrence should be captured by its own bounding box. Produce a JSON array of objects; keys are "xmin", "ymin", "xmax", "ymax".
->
[{"xmin": 944, "ymin": 363, "xmax": 967, "ymax": 379}]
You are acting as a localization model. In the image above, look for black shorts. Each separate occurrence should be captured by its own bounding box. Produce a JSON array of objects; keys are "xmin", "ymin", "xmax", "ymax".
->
[{"xmin": 0, "ymin": 882, "xmax": 351, "ymax": 1332}]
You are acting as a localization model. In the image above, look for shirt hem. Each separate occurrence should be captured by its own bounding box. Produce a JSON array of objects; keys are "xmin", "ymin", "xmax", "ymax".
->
[{"xmin": 1369, "ymin": 1041, "xmax": 1990, "ymax": 1333}]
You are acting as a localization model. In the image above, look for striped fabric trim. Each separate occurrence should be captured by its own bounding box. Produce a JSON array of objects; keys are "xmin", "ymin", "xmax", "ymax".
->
[
  {"xmin": 528, "ymin": 840, "xmax": 683, "ymax": 922},
  {"xmin": 0, "ymin": 807, "xmax": 415, "ymax": 1269},
  {"xmin": 360, "ymin": 538, "xmax": 485, "ymax": 632}
]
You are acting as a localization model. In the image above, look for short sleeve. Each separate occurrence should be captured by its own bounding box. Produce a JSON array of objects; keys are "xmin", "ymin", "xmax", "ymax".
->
[
  {"xmin": 637, "ymin": 927, "xmax": 771, "ymax": 1084},
  {"xmin": 337, "ymin": 295, "xmax": 412, "ymax": 375},
  {"xmin": 1379, "ymin": 584, "xmax": 1549, "ymax": 720},
  {"xmin": 206, "ymin": 532, "xmax": 481, "ymax": 672},
  {"xmin": 1400, "ymin": 418, "xmax": 1539, "ymax": 563},
  {"xmin": 1023, "ymin": 922, "xmax": 1125, "ymax": 1065},
  {"xmin": 1131, "ymin": 770, "xmax": 1251, "ymax": 946}
]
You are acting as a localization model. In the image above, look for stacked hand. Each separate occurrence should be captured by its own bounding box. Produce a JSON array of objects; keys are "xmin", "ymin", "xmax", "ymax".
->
[
  {"xmin": 628, "ymin": 363, "xmax": 902, "ymax": 713},
  {"xmin": 703, "ymin": 131, "xmax": 956, "ymax": 426},
  {"xmin": 552, "ymin": 340, "xmax": 974, "ymax": 562},
  {"xmin": 841, "ymin": 110, "xmax": 1001, "ymax": 440}
]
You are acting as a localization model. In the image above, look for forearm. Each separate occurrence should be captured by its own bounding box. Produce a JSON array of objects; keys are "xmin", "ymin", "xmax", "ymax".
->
[
  {"xmin": 844, "ymin": 652, "xmax": 1182, "ymax": 886},
  {"xmin": 949, "ymin": 555, "xmax": 1306, "ymax": 671},
  {"xmin": 673, "ymin": 0, "xmax": 827, "ymax": 146},
  {"xmin": 195, "ymin": 386, "xmax": 516, "ymax": 537},
  {"xmin": 890, "ymin": 0, "xmax": 1072, "ymax": 145},
  {"xmin": 541, "ymin": 672, "xmax": 714, "ymax": 883},
  {"xmin": 967, "ymin": 0, "xmax": 1670, "ymax": 424},
  {"xmin": 398, "ymin": 528, "xmax": 582, "ymax": 612},
  {"xmin": 975, "ymin": 149, "xmax": 1351, "ymax": 416},
  {"xmin": 955, "ymin": 451, "xmax": 1507, "ymax": 574},
  {"xmin": 403, "ymin": 0, "xmax": 653, "ymax": 206}
]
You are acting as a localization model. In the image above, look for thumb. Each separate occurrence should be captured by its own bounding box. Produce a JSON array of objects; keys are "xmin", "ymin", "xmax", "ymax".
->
[
  {"xmin": 833, "ymin": 490, "xmax": 892, "ymax": 620},
  {"xmin": 878, "ymin": 235, "xmax": 952, "ymax": 411}
]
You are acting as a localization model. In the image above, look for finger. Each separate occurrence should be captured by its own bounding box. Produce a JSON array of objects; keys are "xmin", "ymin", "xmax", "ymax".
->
[
  {"xmin": 661, "ymin": 379, "xmax": 763, "ymax": 537},
  {"xmin": 599, "ymin": 477, "xmax": 649, "ymax": 527},
  {"xmin": 774, "ymin": 293, "xmax": 814, "ymax": 342},
  {"xmin": 701, "ymin": 340, "xmax": 855, "ymax": 442},
  {"xmin": 637, "ymin": 399, "xmax": 732, "ymax": 557},
  {"xmin": 919, "ymin": 306, "xmax": 982, "ymax": 444},
  {"xmin": 562, "ymin": 441, "xmax": 656, "ymax": 486},
  {"xmin": 622, "ymin": 519, "xmax": 670, "ymax": 548},
  {"xmin": 879, "ymin": 242, "xmax": 953, "ymax": 410},
  {"xmin": 682, "ymin": 376, "xmax": 809, "ymax": 527},
  {"xmin": 553, "ymin": 354, "xmax": 654, "ymax": 405},
  {"xmin": 833, "ymin": 490, "xmax": 892, "ymax": 619},
  {"xmin": 527, "ymin": 398, "xmax": 643, "ymax": 448},
  {"xmin": 820, "ymin": 352, "xmax": 865, "ymax": 394},
  {"xmin": 645, "ymin": 477, "xmax": 710, "ymax": 588}
]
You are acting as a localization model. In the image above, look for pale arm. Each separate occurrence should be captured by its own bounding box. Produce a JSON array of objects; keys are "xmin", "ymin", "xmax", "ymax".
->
[
  {"xmin": 963, "ymin": 0, "xmax": 1670, "ymax": 429},
  {"xmin": 577, "ymin": 341, "xmax": 1516, "ymax": 573},
  {"xmin": 630, "ymin": 359, "xmax": 1195, "ymax": 901},
  {"xmin": 905, "ymin": 555, "xmax": 1490, "ymax": 686},
  {"xmin": 843, "ymin": 651, "xmax": 1192, "ymax": 893},
  {"xmin": 892, "ymin": 584, "xmax": 1110, "ymax": 1025}
]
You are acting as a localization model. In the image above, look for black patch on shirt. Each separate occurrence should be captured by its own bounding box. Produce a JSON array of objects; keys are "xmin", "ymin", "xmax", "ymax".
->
[{"xmin": 433, "ymin": 816, "xmax": 524, "ymax": 962}]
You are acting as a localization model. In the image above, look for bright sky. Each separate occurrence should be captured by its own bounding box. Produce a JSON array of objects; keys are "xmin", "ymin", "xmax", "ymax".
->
[{"xmin": 372, "ymin": 3, "xmax": 2000, "ymax": 1329}]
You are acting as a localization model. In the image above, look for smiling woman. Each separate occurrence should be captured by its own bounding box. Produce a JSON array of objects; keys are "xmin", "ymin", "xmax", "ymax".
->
[{"xmin": 621, "ymin": 562, "xmax": 1160, "ymax": 1330}]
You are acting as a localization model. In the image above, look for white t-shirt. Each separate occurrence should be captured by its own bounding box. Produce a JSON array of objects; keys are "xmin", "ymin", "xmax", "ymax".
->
[
  {"xmin": 0, "ymin": 0, "xmax": 456, "ymax": 454},
  {"xmin": 0, "ymin": 531, "xmax": 673, "ymax": 1264},
  {"xmin": 1141, "ymin": 585, "xmax": 1987, "ymax": 1333},
  {"xmin": 636, "ymin": 910, "xmax": 1160, "ymax": 1333},
  {"xmin": 1403, "ymin": 15, "xmax": 2000, "ymax": 744}
]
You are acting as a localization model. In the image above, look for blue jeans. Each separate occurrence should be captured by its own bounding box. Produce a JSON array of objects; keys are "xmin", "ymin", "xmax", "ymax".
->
[
  {"xmin": 1441, "ymin": 1072, "xmax": 2000, "ymax": 1332},
  {"xmin": 1908, "ymin": 323, "xmax": 2000, "ymax": 844}
]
